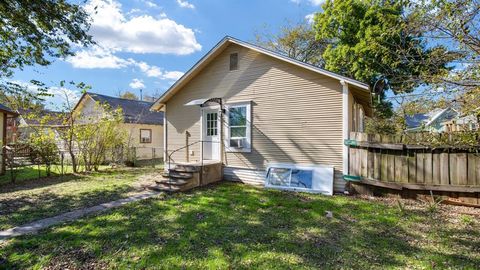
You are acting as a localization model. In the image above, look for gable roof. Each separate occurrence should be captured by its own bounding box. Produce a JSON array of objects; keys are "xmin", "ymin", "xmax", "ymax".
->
[
  {"xmin": 0, "ymin": 103, "xmax": 17, "ymax": 116},
  {"xmin": 78, "ymin": 92, "xmax": 164, "ymax": 125},
  {"xmin": 405, "ymin": 108, "xmax": 458, "ymax": 130},
  {"xmin": 151, "ymin": 36, "xmax": 370, "ymax": 111},
  {"xmin": 18, "ymin": 109, "xmax": 66, "ymax": 127}
]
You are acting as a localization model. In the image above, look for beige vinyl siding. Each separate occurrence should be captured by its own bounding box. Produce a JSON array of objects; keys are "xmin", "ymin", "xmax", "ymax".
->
[
  {"xmin": 166, "ymin": 44, "xmax": 346, "ymax": 190},
  {"xmin": 123, "ymin": 123, "xmax": 163, "ymax": 159}
]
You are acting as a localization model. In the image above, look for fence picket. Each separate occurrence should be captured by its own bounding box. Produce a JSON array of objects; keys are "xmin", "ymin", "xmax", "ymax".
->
[
  {"xmin": 408, "ymin": 150, "xmax": 416, "ymax": 183},
  {"xmin": 424, "ymin": 151, "xmax": 433, "ymax": 184},
  {"xmin": 457, "ymin": 153, "xmax": 468, "ymax": 185},
  {"xmin": 347, "ymin": 132, "xmax": 479, "ymax": 191},
  {"xmin": 416, "ymin": 151, "xmax": 425, "ymax": 183},
  {"xmin": 449, "ymin": 152, "xmax": 458, "ymax": 185},
  {"xmin": 440, "ymin": 152, "xmax": 450, "ymax": 185}
]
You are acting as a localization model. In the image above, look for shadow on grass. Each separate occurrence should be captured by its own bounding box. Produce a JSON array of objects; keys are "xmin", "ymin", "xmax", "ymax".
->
[
  {"xmin": 1, "ymin": 182, "xmax": 479, "ymax": 269},
  {"xmin": 0, "ymin": 168, "xmax": 152, "ymax": 231}
]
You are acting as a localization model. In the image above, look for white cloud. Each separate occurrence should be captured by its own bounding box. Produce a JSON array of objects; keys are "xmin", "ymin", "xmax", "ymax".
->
[
  {"xmin": 144, "ymin": 0, "xmax": 158, "ymax": 8},
  {"xmin": 177, "ymin": 0, "xmax": 195, "ymax": 9},
  {"xmin": 291, "ymin": 0, "xmax": 325, "ymax": 6},
  {"xmin": 68, "ymin": 50, "xmax": 183, "ymax": 81},
  {"xmin": 66, "ymin": 0, "xmax": 191, "ymax": 82},
  {"xmin": 129, "ymin": 78, "xmax": 145, "ymax": 89},
  {"xmin": 9, "ymin": 80, "xmax": 81, "ymax": 110},
  {"xmin": 66, "ymin": 47, "xmax": 130, "ymax": 69},
  {"xmin": 85, "ymin": 0, "xmax": 201, "ymax": 54},
  {"xmin": 309, "ymin": 0, "xmax": 325, "ymax": 5},
  {"xmin": 46, "ymin": 87, "xmax": 81, "ymax": 109},
  {"xmin": 305, "ymin": 13, "xmax": 315, "ymax": 24},
  {"xmin": 162, "ymin": 71, "xmax": 184, "ymax": 80},
  {"xmin": 134, "ymin": 61, "xmax": 184, "ymax": 80}
]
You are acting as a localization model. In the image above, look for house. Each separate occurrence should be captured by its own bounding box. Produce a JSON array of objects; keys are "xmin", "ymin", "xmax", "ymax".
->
[
  {"xmin": 443, "ymin": 113, "xmax": 479, "ymax": 132},
  {"xmin": 444, "ymin": 107, "xmax": 480, "ymax": 132},
  {"xmin": 405, "ymin": 108, "xmax": 458, "ymax": 132},
  {"xmin": 0, "ymin": 103, "xmax": 18, "ymax": 174},
  {"xmin": 16, "ymin": 109, "xmax": 68, "ymax": 151},
  {"xmin": 150, "ymin": 36, "xmax": 372, "ymax": 193},
  {"xmin": 73, "ymin": 92, "xmax": 164, "ymax": 160}
]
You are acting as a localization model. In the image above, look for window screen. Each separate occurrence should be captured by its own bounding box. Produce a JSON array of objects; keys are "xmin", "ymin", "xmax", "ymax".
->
[
  {"xmin": 229, "ymin": 106, "xmax": 246, "ymax": 138},
  {"xmin": 230, "ymin": 53, "xmax": 238, "ymax": 70}
]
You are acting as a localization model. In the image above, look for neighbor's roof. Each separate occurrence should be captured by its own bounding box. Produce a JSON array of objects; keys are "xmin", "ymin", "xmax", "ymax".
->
[
  {"xmin": 151, "ymin": 36, "xmax": 370, "ymax": 111},
  {"xmin": 86, "ymin": 92, "xmax": 164, "ymax": 125},
  {"xmin": 405, "ymin": 108, "xmax": 457, "ymax": 129},
  {"xmin": 0, "ymin": 103, "xmax": 17, "ymax": 116},
  {"xmin": 17, "ymin": 109, "xmax": 66, "ymax": 126}
]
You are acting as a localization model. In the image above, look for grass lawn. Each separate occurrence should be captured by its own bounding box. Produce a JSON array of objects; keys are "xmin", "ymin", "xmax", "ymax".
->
[
  {"xmin": 1, "ymin": 182, "xmax": 478, "ymax": 269},
  {"xmin": 0, "ymin": 166, "xmax": 161, "ymax": 231},
  {"xmin": 0, "ymin": 165, "xmax": 110, "ymax": 186}
]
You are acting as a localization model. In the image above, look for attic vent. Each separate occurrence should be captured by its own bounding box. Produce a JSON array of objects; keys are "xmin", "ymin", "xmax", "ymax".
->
[{"xmin": 229, "ymin": 53, "xmax": 238, "ymax": 71}]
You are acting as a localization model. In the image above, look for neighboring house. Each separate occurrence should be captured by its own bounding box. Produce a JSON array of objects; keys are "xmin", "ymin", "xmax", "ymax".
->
[
  {"xmin": 444, "ymin": 114, "xmax": 479, "ymax": 132},
  {"xmin": 405, "ymin": 108, "xmax": 458, "ymax": 133},
  {"xmin": 0, "ymin": 104, "xmax": 18, "ymax": 174},
  {"xmin": 151, "ymin": 36, "xmax": 372, "ymax": 193},
  {"xmin": 73, "ymin": 92, "xmax": 164, "ymax": 160},
  {"xmin": 16, "ymin": 109, "xmax": 68, "ymax": 150}
]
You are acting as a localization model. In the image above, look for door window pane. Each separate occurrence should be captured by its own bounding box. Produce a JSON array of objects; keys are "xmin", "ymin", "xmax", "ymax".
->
[{"xmin": 206, "ymin": 112, "xmax": 217, "ymax": 136}]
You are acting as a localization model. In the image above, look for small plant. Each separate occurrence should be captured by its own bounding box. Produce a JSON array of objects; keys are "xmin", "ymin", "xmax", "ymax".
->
[
  {"xmin": 397, "ymin": 199, "xmax": 407, "ymax": 216},
  {"xmin": 426, "ymin": 190, "xmax": 444, "ymax": 214},
  {"xmin": 460, "ymin": 215, "xmax": 474, "ymax": 226}
]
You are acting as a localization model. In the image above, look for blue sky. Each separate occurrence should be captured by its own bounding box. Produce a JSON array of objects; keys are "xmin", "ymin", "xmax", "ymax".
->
[{"xmin": 12, "ymin": 0, "xmax": 324, "ymax": 109}]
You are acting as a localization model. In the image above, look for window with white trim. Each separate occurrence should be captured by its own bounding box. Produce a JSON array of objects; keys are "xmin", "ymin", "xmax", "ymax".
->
[{"xmin": 226, "ymin": 102, "xmax": 251, "ymax": 152}]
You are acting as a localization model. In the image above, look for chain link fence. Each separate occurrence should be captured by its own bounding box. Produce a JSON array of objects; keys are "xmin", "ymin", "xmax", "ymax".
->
[{"xmin": 1, "ymin": 144, "xmax": 164, "ymax": 183}]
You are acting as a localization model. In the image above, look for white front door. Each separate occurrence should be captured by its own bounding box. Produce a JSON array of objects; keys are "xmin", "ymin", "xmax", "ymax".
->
[{"xmin": 203, "ymin": 109, "xmax": 220, "ymax": 160}]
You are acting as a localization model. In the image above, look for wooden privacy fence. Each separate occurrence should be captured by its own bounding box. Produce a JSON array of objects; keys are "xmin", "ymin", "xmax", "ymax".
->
[{"xmin": 345, "ymin": 132, "xmax": 480, "ymax": 205}]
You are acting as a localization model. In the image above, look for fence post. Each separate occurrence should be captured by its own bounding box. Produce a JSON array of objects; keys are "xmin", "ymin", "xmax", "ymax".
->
[
  {"xmin": 37, "ymin": 159, "xmax": 41, "ymax": 179},
  {"xmin": 133, "ymin": 147, "xmax": 137, "ymax": 167},
  {"xmin": 152, "ymin": 148, "xmax": 155, "ymax": 168},
  {"xmin": 61, "ymin": 152, "xmax": 64, "ymax": 176}
]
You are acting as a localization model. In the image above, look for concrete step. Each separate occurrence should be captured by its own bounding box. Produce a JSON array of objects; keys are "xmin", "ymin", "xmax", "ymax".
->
[
  {"xmin": 144, "ymin": 184, "xmax": 182, "ymax": 192},
  {"xmin": 161, "ymin": 170, "xmax": 194, "ymax": 178},
  {"xmin": 174, "ymin": 164, "xmax": 200, "ymax": 173},
  {"xmin": 155, "ymin": 178, "xmax": 190, "ymax": 186},
  {"xmin": 169, "ymin": 171, "xmax": 193, "ymax": 179}
]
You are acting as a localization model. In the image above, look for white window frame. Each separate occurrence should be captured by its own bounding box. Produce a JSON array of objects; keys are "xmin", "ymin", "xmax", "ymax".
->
[{"xmin": 225, "ymin": 101, "xmax": 251, "ymax": 153}]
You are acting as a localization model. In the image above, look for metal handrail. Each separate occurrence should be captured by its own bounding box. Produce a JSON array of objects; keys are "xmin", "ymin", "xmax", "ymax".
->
[{"xmin": 166, "ymin": 140, "xmax": 221, "ymax": 172}]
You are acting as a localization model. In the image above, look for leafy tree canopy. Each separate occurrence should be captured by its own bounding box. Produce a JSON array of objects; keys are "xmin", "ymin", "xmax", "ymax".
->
[
  {"xmin": 313, "ymin": 0, "xmax": 458, "ymax": 96},
  {"xmin": 0, "ymin": 0, "xmax": 93, "ymax": 77},
  {"xmin": 255, "ymin": 21, "xmax": 328, "ymax": 67},
  {"xmin": 119, "ymin": 91, "xmax": 139, "ymax": 100},
  {"xmin": 0, "ymin": 0, "xmax": 93, "ymax": 105}
]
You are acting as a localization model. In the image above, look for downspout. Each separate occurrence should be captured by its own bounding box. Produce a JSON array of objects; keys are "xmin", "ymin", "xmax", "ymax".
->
[
  {"xmin": 163, "ymin": 104, "xmax": 168, "ymax": 172},
  {"xmin": 341, "ymin": 80, "xmax": 350, "ymax": 178}
]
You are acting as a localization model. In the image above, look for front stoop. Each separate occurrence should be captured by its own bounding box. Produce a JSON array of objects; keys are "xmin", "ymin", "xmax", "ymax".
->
[{"xmin": 143, "ymin": 161, "xmax": 223, "ymax": 193}]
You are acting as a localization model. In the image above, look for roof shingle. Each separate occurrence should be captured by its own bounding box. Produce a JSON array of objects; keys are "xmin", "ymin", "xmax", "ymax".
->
[{"xmin": 87, "ymin": 93, "xmax": 163, "ymax": 125}]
